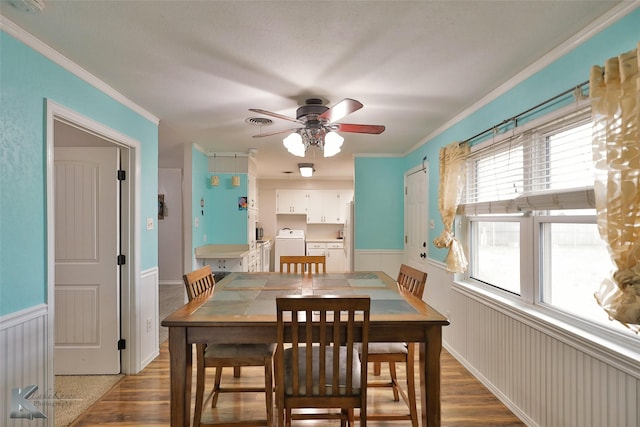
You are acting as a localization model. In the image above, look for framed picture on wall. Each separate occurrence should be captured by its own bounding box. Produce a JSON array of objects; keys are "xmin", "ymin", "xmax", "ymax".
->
[
  {"xmin": 238, "ymin": 196, "xmax": 247, "ymax": 211},
  {"xmin": 158, "ymin": 194, "xmax": 165, "ymax": 219}
]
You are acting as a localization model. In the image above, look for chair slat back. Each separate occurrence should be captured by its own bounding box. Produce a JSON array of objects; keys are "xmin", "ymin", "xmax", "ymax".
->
[
  {"xmin": 276, "ymin": 295, "xmax": 370, "ymax": 401},
  {"xmin": 279, "ymin": 255, "xmax": 326, "ymax": 275},
  {"xmin": 397, "ymin": 264, "xmax": 427, "ymax": 299},
  {"xmin": 183, "ymin": 265, "xmax": 216, "ymax": 301}
]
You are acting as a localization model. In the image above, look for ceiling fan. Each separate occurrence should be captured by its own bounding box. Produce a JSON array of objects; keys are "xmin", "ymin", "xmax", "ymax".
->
[{"xmin": 249, "ymin": 98, "xmax": 385, "ymax": 157}]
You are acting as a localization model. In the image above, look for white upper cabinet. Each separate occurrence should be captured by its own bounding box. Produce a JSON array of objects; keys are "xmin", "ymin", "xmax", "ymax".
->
[
  {"xmin": 307, "ymin": 190, "xmax": 353, "ymax": 224},
  {"xmin": 276, "ymin": 189, "xmax": 308, "ymax": 214},
  {"xmin": 248, "ymin": 173, "xmax": 258, "ymax": 210}
]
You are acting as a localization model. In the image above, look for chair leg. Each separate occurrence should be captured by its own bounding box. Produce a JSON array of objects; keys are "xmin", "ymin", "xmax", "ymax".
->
[
  {"xmin": 193, "ymin": 345, "xmax": 206, "ymax": 427},
  {"xmin": 406, "ymin": 344, "xmax": 419, "ymax": 427},
  {"xmin": 211, "ymin": 366, "xmax": 223, "ymax": 408},
  {"xmin": 388, "ymin": 361, "xmax": 400, "ymax": 401},
  {"xmin": 264, "ymin": 359, "xmax": 273, "ymax": 427},
  {"xmin": 285, "ymin": 408, "xmax": 292, "ymax": 427},
  {"xmin": 373, "ymin": 361, "xmax": 381, "ymax": 376}
]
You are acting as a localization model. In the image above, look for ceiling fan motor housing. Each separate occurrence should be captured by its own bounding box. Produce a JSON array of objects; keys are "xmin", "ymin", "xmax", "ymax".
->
[{"xmin": 296, "ymin": 98, "xmax": 329, "ymax": 122}]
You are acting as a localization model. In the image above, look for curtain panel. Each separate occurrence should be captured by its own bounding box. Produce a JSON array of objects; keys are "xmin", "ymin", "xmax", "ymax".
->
[
  {"xmin": 434, "ymin": 141, "xmax": 469, "ymax": 273},
  {"xmin": 590, "ymin": 43, "xmax": 640, "ymax": 332}
]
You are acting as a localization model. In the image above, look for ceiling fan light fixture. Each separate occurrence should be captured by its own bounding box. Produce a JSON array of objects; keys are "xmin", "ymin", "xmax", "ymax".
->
[
  {"xmin": 323, "ymin": 131, "xmax": 344, "ymax": 157},
  {"xmin": 283, "ymin": 132, "xmax": 306, "ymax": 157},
  {"xmin": 298, "ymin": 163, "xmax": 314, "ymax": 178}
]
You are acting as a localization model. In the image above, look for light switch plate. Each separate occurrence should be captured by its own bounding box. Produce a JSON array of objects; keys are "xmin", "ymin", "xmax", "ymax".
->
[
  {"xmin": 194, "ymin": 217, "xmax": 199, "ymax": 228},
  {"xmin": 146, "ymin": 218, "xmax": 153, "ymax": 230}
]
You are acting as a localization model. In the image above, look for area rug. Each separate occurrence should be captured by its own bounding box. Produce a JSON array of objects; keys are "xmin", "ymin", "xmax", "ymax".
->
[{"xmin": 54, "ymin": 374, "xmax": 123, "ymax": 426}]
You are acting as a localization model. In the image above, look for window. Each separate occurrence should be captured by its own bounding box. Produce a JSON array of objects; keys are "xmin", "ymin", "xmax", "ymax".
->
[
  {"xmin": 469, "ymin": 218, "xmax": 521, "ymax": 294},
  {"xmin": 539, "ymin": 219, "xmax": 615, "ymax": 322},
  {"xmin": 460, "ymin": 102, "xmax": 630, "ymax": 335}
]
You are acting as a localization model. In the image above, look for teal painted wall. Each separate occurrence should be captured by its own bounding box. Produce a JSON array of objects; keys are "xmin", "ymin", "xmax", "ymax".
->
[
  {"xmin": 190, "ymin": 146, "xmax": 249, "ymax": 252},
  {"xmin": 355, "ymin": 8, "xmax": 640, "ymax": 262},
  {"xmin": 192, "ymin": 148, "xmax": 212, "ymax": 248},
  {"xmin": 354, "ymin": 156, "xmax": 405, "ymax": 250},
  {"xmin": 0, "ymin": 30, "xmax": 158, "ymax": 316},
  {"xmin": 208, "ymin": 174, "xmax": 248, "ymax": 245}
]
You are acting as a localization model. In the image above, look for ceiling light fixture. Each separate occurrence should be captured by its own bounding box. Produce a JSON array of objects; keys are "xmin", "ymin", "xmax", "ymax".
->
[
  {"xmin": 210, "ymin": 154, "xmax": 219, "ymax": 186},
  {"xmin": 231, "ymin": 154, "xmax": 240, "ymax": 187},
  {"xmin": 298, "ymin": 163, "xmax": 314, "ymax": 178},
  {"xmin": 283, "ymin": 128, "xmax": 344, "ymax": 158}
]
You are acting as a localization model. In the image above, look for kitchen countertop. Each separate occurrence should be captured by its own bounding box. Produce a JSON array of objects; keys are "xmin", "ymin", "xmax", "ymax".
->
[
  {"xmin": 306, "ymin": 239, "xmax": 344, "ymax": 243},
  {"xmin": 195, "ymin": 244, "xmax": 250, "ymax": 258}
]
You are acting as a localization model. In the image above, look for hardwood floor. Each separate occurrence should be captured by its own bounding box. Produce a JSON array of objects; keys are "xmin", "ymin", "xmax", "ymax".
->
[{"xmin": 68, "ymin": 341, "xmax": 524, "ymax": 426}]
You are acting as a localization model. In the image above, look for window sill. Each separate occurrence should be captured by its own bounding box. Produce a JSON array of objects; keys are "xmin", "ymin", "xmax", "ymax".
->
[{"xmin": 452, "ymin": 279, "xmax": 640, "ymax": 379}]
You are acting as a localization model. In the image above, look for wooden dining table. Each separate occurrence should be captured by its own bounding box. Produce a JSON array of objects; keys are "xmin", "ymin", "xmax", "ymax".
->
[{"xmin": 161, "ymin": 271, "xmax": 449, "ymax": 426}]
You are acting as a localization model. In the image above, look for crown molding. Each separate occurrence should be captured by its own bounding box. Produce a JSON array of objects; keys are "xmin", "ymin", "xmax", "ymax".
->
[{"xmin": 0, "ymin": 14, "xmax": 159, "ymax": 125}]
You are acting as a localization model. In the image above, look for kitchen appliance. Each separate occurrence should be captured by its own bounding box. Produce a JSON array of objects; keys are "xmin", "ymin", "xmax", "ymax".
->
[{"xmin": 274, "ymin": 229, "xmax": 305, "ymax": 269}]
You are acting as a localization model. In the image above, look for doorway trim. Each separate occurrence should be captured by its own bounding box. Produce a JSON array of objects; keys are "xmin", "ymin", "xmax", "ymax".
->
[
  {"xmin": 404, "ymin": 162, "xmax": 429, "ymax": 271},
  {"xmin": 45, "ymin": 99, "xmax": 142, "ymax": 377}
]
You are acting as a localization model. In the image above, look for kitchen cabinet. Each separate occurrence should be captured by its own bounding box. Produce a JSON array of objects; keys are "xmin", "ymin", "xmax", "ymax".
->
[
  {"xmin": 306, "ymin": 242, "xmax": 325, "ymax": 257},
  {"xmin": 204, "ymin": 257, "xmax": 247, "ymax": 272},
  {"xmin": 326, "ymin": 242, "xmax": 345, "ymax": 272},
  {"xmin": 248, "ymin": 207, "xmax": 258, "ymax": 249},
  {"xmin": 276, "ymin": 189, "xmax": 308, "ymax": 214},
  {"xmin": 255, "ymin": 243, "xmax": 263, "ymax": 272},
  {"xmin": 307, "ymin": 190, "xmax": 353, "ymax": 224},
  {"xmin": 195, "ymin": 245, "xmax": 251, "ymax": 272},
  {"xmin": 306, "ymin": 241, "xmax": 345, "ymax": 272},
  {"xmin": 248, "ymin": 173, "xmax": 258, "ymax": 210}
]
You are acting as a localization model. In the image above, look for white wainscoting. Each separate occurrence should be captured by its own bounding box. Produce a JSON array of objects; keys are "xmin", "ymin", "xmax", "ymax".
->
[
  {"xmin": 425, "ymin": 260, "xmax": 639, "ymax": 427},
  {"xmin": 353, "ymin": 249, "xmax": 403, "ymax": 279},
  {"xmin": 139, "ymin": 267, "xmax": 160, "ymax": 370},
  {"xmin": 1, "ymin": 304, "xmax": 51, "ymax": 427}
]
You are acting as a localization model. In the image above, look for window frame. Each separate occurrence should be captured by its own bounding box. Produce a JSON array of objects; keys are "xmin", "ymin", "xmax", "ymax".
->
[{"xmin": 456, "ymin": 100, "xmax": 639, "ymax": 359}]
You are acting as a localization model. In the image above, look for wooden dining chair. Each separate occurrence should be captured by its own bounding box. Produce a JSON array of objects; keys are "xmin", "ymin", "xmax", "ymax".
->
[
  {"xmin": 279, "ymin": 255, "xmax": 326, "ymax": 275},
  {"xmin": 362, "ymin": 264, "xmax": 427, "ymax": 426},
  {"xmin": 183, "ymin": 265, "xmax": 275, "ymax": 427},
  {"xmin": 275, "ymin": 295, "xmax": 370, "ymax": 427}
]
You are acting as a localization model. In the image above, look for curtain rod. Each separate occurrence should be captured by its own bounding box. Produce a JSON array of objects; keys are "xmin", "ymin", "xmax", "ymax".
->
[{"xmin": 460, "ymin": 80, "xmax": 589, "ymax": 146}]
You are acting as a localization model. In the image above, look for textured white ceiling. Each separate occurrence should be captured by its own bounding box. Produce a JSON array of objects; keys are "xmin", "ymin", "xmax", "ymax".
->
[{"xmin": 0, "ymin": 1, "xmax": 623, "ymax": 179}]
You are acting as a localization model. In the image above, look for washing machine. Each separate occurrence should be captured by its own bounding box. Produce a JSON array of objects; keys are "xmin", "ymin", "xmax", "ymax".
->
[{"xmin": 274, "ymin": 229, "xmax": 305, "ymax": 270}]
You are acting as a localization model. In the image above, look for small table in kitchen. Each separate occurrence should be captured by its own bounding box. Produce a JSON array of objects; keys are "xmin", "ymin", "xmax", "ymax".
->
[{"xmin": 161, "ymin": 271, "xmax": 449, "ymax": 426}]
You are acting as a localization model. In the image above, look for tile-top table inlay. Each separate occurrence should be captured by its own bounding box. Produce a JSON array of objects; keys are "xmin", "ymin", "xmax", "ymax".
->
[{"xmin": 200, "ymin": 272, "xmax": 415, "ymax": 316}]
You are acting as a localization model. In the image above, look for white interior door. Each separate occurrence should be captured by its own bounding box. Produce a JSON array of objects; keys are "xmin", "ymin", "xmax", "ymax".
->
[
  {"xmin": 54, "ymin": 146, "xmax": 120, "ymax": 374},
  {"xmin": 404, "ymin": 167, "xmax": 429, "ymax": 270}
]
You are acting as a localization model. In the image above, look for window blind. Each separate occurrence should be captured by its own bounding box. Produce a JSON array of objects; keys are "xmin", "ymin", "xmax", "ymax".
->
[{"xmin": 460, "ymin": 106, "xmax": 594, "ymax": 215}]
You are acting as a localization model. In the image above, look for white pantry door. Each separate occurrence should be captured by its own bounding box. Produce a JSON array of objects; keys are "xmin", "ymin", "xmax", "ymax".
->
[
  {"xmin": 404, "ymin": 167, "xmax": 429, "ymax": 271},
  {"xmin": 54, "ymin": 147, "xmax": 121, "ymax": 374}
]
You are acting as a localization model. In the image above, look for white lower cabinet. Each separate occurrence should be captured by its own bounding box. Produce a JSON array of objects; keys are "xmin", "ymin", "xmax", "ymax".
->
[
  {"xmin": 306, "ymin": 241, "xmax": 345, "ymax": 272},
  {"xmin": 203, "ymin": 256, "xmax": 249, "ymax": 272},
  {"xmin": 327, "ymin": 242, "xmax": 345, "ymax": 272}
]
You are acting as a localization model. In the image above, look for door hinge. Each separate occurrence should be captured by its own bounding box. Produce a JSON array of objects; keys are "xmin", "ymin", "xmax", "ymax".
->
[
  {"xmin": 117, "ymin": 170, "xmax": 126, "ymax": 181},
  {"xmin": 118, "ymin": 339, "xmax": 126, "ymax": 350},
  {"xmin": 117, "ymin": 254, "xmax": 126, "ymax": 265}
]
